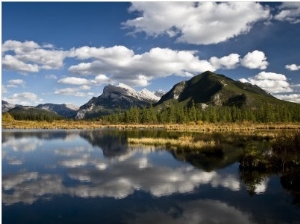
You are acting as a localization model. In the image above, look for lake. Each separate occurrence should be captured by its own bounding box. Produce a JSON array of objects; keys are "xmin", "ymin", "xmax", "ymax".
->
[{"xmin": 2, "ymin": 129, "xmax": 300, "ymax": 224}]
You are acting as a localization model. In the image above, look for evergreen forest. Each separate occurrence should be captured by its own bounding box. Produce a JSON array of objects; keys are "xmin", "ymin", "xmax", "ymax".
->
[{"xmin": 102, "ymin": 102, "xmax": 300, "ymax": 124}]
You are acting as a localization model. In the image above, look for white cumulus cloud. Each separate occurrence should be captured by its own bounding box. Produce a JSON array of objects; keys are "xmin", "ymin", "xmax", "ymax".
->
[
  {"xmin": 57, "ymin": 75, "xmax": 111, "ymax": 90},
  {"xmin": 285, "ymin": 63, "xmax": 300, "ymax": 71},
  {"xmin": 241, "ymin": 50, "xmax": 268, "ymax": 70},
  {"xmin": 70, "ymin": 45, "xmax": 135, "ymax": 65},
  {"xmin": 7, "ymin": 79, "xmax": 25, "ymax": 88},
  {"xmin": 4, "ymin": 92, "xmax": 43, "ymax": 105},
  {"xmin": 275, "ymin": 94, "xmax": 300, "ymax": 103},
  {"xmin": 2, "ymin": 55, "xmax": 39, "ymax": 73},
  {"xmin": 2, "ymin": 39, "xmax": 271, "ymax": 89},
  {"xmin": 240, "ymin": 71, "xmax": 293, "ymax": 93},
  {"xmin": 68, "ymin": 46, "xmax": 216, "ymax": 86},
  {"xmin": 79, "ymin": 85, "xmax": 91, "ymax": 90},
  {"xmin": 54, "ymin": 87, "xmax": 92, "ymax": 97},
  {"xmin": 68, "ymin": 47, "xmax": 269, "ymax": 87},
  {"xmin": 92, "ymin": 74, "xmax": 110, "ymax": 84},
  {"xmin": 57, "ymin": 77, "xmax": 91, "ymax": 85},
  {"xmin": 123, "ymin": 2, "xmax": 270, "ymax": 45},
  {"xmin": 275, "ymin": 2, "xmax": 300, "ymax": 24},
  {"xmin": 2, "ymin": 40, "xmax": 40, "ymax": 52},
  {"xmin": 209, "ymin": 54, "xmax": 240, "ymax": 70},
  {"xmin": 2, "ymin": 40, "xmax": 68, "ymax": 73}
]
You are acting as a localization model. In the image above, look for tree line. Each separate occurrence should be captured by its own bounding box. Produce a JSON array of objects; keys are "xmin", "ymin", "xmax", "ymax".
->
[
  {"xmin": 5, "ymin": 102, "xmax": 300, "ymax": 124},
  {"xmin": 7, "ymin": 107, "xmax": 63, "ymax": 122},
  {"xmin": 102, "ymin": 102, "xmax": 300, "ymax": 124}
]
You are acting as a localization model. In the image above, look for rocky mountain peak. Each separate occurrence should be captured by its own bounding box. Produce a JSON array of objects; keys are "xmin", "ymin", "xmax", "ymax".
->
[
  {"xmin": 102, "ymin": 83, "xmax": 160, "ymax": 102},
  {"xmin": 75, "ymin": 83, "xmax": 161, "ymax": 119}
]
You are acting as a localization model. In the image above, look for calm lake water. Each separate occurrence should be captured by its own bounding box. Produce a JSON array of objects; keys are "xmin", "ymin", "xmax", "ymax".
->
[{"xmin": 2, "ymin": 129, "xmax": 300, "ymax": 224}]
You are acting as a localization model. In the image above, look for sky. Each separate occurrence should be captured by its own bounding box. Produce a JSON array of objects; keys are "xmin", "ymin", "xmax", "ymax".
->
[{"xmin": 2, "ymin": 1, "xmax": 300, "ymax": 107}]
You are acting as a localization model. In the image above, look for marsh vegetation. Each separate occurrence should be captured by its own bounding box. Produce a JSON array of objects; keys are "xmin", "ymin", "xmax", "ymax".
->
[
  {"xmin": 240, "ymin": 131, "xmax": 300, "ymax": 172},
  {"xmin": 239, "ymin": 131, "xmax": 300, "ymax": 200},
  {"xmin": 128, "ymin": 129, "xmax": 300, "ymax": 203}
]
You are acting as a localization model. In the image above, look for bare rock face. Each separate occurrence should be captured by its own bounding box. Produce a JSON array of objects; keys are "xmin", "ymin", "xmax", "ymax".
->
[
  {"xmin": 211, "ymin": 93, "xmax": 222, "ymax": 106},
  {"xmin": 156, "ymin": 81, "xmax": 186, "ymax": 103}
]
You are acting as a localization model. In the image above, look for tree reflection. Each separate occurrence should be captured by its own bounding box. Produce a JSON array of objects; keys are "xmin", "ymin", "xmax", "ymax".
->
[
  {"xmin": 239, "ymin": 169, "xmax": 270, "ymax": 196},
  {"xmin": 80, "ymin": 130, "xmax": 129, "ymax": 158},
  {"xmin": 239, "ymin": 131, "xmax": 300, "ymax": 202},
  {"xmin": 2, "ymin": 130, "xmax": 71, "ymax": 142},
  {"xmin": 170, "ymin": 145, "xmax": 242, "ymax": 172},
  {"xmin": 168, "ymin": 133, "xmax": 270, "ymax": 172},
  {"xmin": 280, "ymin": 172, "xmax": 300, "ymax": 206}
]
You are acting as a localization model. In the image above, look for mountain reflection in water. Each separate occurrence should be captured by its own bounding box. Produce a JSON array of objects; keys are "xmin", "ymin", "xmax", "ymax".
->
[{"xmin": 2, "ymin": 130, "xmax": 300, "ymax": 224}]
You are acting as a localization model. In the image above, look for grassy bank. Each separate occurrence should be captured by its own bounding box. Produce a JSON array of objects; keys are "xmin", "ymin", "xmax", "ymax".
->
[{"xmin": 2, "ymin": 119, "xmax": 300, "ymax": 131}]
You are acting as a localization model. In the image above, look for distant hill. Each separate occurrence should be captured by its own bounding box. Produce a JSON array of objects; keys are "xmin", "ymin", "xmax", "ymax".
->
[
  {"xmin": 36, "ymin": 103, "xmax": 79, "ymax": 118},
  {"xmin": 75, "ymin": 83, "xmax": 160, "ymax": 119},
  {"xmin": 155, "ymin": 71, "xmax": 286, "ymax": 109},
  {"xmin": 8, "ymin": 106, "xmax": 63, "ymax": 121}
]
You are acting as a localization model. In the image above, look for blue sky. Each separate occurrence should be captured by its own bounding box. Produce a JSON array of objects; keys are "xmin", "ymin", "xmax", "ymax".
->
[{"xmin": 2, "ymin": 2, "xmax": 300, "ymax": 106}]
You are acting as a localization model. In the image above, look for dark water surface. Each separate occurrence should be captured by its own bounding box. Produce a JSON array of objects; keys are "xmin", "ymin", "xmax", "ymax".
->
[{"xmin": 2, "ymin": 129, "xmax": 300, "ymax": 224}]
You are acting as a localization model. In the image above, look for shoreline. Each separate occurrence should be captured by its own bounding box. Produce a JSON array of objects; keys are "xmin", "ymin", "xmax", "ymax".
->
[{"xmin": 2, "ymin": 120, "xmax": 300, "ymax": 132}]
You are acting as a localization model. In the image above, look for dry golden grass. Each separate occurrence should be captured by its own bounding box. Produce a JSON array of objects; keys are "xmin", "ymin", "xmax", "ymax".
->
[
  {"xmin": 2, "ymin": 119, "xmax": 300, "ymax": 132},
  {"xmin": 128, "ymin": 136, "xmax": 216, "ymax": 149},
  {"xmin": 1, "ymin": 120, "xmax": 105, "ymax": 129}
]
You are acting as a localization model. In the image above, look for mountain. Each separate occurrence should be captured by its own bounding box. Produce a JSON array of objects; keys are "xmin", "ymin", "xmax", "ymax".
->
[
  {"xmin": 155, "ymin": 71, "xmax": 283, "ymax": 109},
  {"xmin": 4, "ymin": 71, "xmax": 296, "ymax": 122},
  {"xmin": 2, "ymin": 101, "xmax": 78, "ymax": 120},
  {"xmin": 79, "ymin": 130, "xmax": 130, "ymax": 158},
  {"xmin": 36, "ymin": 103, "xmax": 79, "ymax": 118},
  {"xmin": 7, "ymin": 106, "xmax": 63, "ymax": 121},
  {"xmin": 2, "ymin": 100, "xmax": 15, "ymax": 112},
  {"xmin": 75, "ymin": 83, "xmax": 160, "ymax": 119}
]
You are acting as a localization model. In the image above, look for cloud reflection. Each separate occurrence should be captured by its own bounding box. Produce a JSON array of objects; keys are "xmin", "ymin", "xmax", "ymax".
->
[
  {"xmin": 2, "ymin": 137, "xmax": 42, "ymax": 152},
  {"xmin": 2, "ymin": 130, "xmax": 243, "ymax": 206},
  {"xmin": 253, "ymin": 179, "xmax": 269, "ymax": 194},
  {"xmin": 124, "ymin": 199, "xmax": 255, "ymax": 224},
  {"xmin": 3, "ymin": 154, "xmax": 242, "ymax": 205},
  {"xmin": 6, "ymin": 157, "xmax": 23, "ymax": 165},
  {"xmin": 3, "ymin": 172, "xmax": 38, "ymax": 190},
  {"xmin": 67, "ymin": 156, "xmax": 241, "ymax": 198},
  {"xmin": 3, "ymin": 173, "xmax": 64, "ymax": 206}
]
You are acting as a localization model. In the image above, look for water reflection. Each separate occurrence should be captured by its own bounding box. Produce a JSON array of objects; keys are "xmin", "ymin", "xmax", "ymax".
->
[
  {"xmin": 2, "ymin": 152, "xmax": 241, "ymax": 205},
  {"xmin": 170, "ymin": 145, "xmax": 242, "ymax": 172},
  {"xmin": 2, "ymin": 130, "xmax": 300, "ymax": 224},
  {"xmin": 2, "ymin": 136, "xmax": 42, "ymax": 152},
  {"xmin": 281, "ymin": 173, "xmax": 300, "ymax": 206},
  {"xmin": 3, "ymin": 172, "xmax": 62, "ymax": 205},
  {"xmin": 79, "ymin": 130, "xmax": 130, "ymax": 158},
  {"xmin": 125, "ymin": 199, "xmax": 254, "ymax": 224},
  {"xmin": 2, "ymin": 130, "xmax": 73, "ymax": 141}
]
